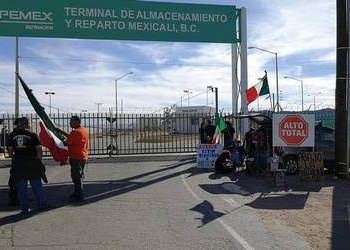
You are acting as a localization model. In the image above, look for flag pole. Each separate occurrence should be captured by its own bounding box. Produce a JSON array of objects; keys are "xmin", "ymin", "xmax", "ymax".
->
[
  {"xmin": 265, "ymin": 71, "xmax": 273, "ymax": 111},
  {"xmin": 269, "ymin": 94, "xmax": 273, "ymax": 111}
]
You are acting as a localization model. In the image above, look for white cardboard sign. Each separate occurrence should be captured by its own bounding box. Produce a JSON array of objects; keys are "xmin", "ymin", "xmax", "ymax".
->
[{"xmin": 196, "ymin": 144, "xmax": 223, "ymax": 168}]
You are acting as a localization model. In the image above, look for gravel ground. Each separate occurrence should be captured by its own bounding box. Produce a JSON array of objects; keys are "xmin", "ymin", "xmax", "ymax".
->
[{"xmin": 233, "ymin": 172, "xmax": 350, "ymax": 250}]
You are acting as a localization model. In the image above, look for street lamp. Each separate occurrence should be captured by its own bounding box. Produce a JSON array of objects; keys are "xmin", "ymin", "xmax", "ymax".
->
[
  {"xmin": 44, "ymin": 91, "xmax": 55, "ymax": 115},
  {"xmin": 284, "ymin": 76, "xmax": 304, "ymax": 111},
  {"xmin": 207, "ymin": 85, "xmax": 213, "ymax": 106},
  {"xmin": 248, "ymin": 46, "xmax": 280, "ymax": 111},
  {"xmin": 180, "ymin": 95, "xmax": 185, "ymax": 107},
  {"xmin": 113, "ymin": 72, "xmax": 133, "ymax": 155},
  {"xmin": 183, "ymin": 89, "xmax": 192, "ymax": 106},
  {"xmin": 94, "ymin": 102, "xmax": 103, "ymax": 114},
  {"xmin": 115, "ymin": 72, "xmax": 133, "ymax": 117},
  {"xmin": 207, "ymin": 86, "xmax": 218, "ymax": 117},
  {"xmin": 307, "ymin": 92, "xmax": 322, "ymax": 111},
  {"xmin": 94, "ymin": 102, "xmax": 103, "ymax": 135}
]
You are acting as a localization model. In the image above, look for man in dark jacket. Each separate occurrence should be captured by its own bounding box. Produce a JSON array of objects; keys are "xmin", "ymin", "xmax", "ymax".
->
[
  {"xmin": 7, "ymin": 118, "xmax": 19, "ymax": 206},
  {"xmin": 223, "ymin": 120, "xmax": 235, "ymax": 150},
  {"xmin": 7, "ymin": 117, "xmax": 47, "ymax": 214},
  {"xmin": 204, "ymin": 120, "xmax": 216, "ymax": 143},
  {"xmin": 199, "ymin": 120, "xmax": 206, "ymax": 144}
]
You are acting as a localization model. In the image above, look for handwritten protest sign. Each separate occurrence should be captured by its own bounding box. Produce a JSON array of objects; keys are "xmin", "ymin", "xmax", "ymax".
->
[
  {"xmin": 298, "ymin": 152, "xmax": 324, "ymax": 181},
  {"xmin": 196, "ymin": 144, "xmax": 223, "ymax": 168}
]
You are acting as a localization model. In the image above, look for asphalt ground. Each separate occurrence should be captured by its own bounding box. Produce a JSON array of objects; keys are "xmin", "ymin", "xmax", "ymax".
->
[{"xmin": 0, "ymin": 155, "xmax": 346, "ymax": 249}]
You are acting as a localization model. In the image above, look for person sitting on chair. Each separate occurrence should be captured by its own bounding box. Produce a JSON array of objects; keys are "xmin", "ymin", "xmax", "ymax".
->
[{"xmin": 228, "ymin": 141, "xmax": 246, "ymax": 169}]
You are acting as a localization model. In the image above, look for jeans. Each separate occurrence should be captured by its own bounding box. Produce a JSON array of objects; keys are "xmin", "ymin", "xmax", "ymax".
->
[
  {"xmin": 253, "ymin": 150, "xmax": 269, "ymax": 174},
  {"xmin": 17, "ymin": 179, "xmax": 46, "ymax": 212}
]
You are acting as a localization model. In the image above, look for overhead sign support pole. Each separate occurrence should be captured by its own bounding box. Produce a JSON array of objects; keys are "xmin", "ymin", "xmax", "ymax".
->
[
  {"xmin": 231, "ymin": 8, "xmax": 242, "ymax": 116},
  {"xmin": 240, "ymin": 8, "xmax": 248, "ymax": 113},
  {"xmin": 239, "ymin": 7, "xmax": 248, "ymax": 113},
  {"xmin": 15, "ymin": 37, "xmax": 19, "ymax": 118},
  {"xmin": 231, "ymin": 8, "xmax": 247, "ymax": 140},
  {"xmin": 232, "ymin": 44, "xmax": 238, "ymax": 115},
  {"xmin": 346, "ymin": 0, "xmax": 350, "ymax": 176}
]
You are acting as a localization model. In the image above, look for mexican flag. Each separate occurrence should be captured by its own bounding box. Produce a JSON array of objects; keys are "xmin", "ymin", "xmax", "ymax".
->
[
  {"xmin": 211, "ymin": 115, "xmax": 227, "ymax": 144},
  {"xmin": 17, "ymin": 74, "xmax": 68, "ymax": 165},
  {"xmin": 246, "ymin": 73, "xmax": 270, "ymax": 105}
]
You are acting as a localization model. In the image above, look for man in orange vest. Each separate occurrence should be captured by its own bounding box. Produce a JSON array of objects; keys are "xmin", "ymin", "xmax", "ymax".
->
[{"xmin": 57, "ymin": 116, "xmax": 89, "ymax": 201}]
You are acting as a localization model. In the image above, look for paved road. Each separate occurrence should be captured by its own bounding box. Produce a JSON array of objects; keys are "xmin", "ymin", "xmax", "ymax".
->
[{"xmin": 0, "ymin": 158, "xmax": 309, "ymax": 249}]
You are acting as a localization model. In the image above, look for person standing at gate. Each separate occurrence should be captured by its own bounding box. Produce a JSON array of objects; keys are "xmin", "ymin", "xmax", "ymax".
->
[
  {"xmin": 204, "ymin": 119, "xmax": 216, "ymax": 143},
  {"xmin": 56, "ymin": 115, "xmax": 89, "ymax": 201},
  {"xmin": 199, "ymin": 119, "xmax": 206, "ymax": 144},
  {"xmin": 223, "ymin": 120, "xmax": 235, "ymax": 150},
  {"xmin": 7, "ymin": 117, "xmax": 48, "ymax": 214},
  {"xmin": 244, "ymin": 127, "xmax": 256, "ymax": 157}
]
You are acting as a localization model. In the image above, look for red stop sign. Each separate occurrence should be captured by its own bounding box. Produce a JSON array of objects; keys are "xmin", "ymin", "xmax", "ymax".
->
[{"xmin": 279, "ymin": 115, "xmax": 309, "ymax": 146}]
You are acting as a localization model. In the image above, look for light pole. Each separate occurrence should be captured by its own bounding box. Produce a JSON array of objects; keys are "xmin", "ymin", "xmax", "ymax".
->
[
  {"xmin": 183, "ymin": 89, "xmax": 192, "ymax": 106},
  {"xmin": 94, "ymin": 102, "xmax": 103, "ymax": 134},
  {"xmin": 308, "ymin": 92, "xmax": 322, "ymax": 111},
  {"xmin": 208, "ymin": 86, "xmax": 218, "ymax": 117},
  {"xmin": 94, "ymin": 102, "xmax": 103, "ymax": 114},
  {"xmin": 115, "ymin": 72, "xmax": 133, "ymax": 118},
  {"xmin": 45, "ymin": 91, "xmax": 55, "ymax": 115},
  {"xmin": 284, "ymin": 76, "xmax": 304, "ymax": 111},
  {"xmin": 180, "ymin": 95, "xmax": 186, "ymax": 107},
  {"xmin": 207, "ymin": 85, "xmax": 213, "ymax": 106},
  {"xmin": 248, "ymin": 46, "xmax": 280, "ymax": 111},
  {"xmin": 113, "ymin": 72, "xmax": 133, "ymax": 155}
]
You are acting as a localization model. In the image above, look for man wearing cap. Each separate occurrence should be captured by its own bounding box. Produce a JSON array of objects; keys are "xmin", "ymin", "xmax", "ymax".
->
[{"xmin": 7, "ymin": 117, "xmax": 47, "ymax": 214}]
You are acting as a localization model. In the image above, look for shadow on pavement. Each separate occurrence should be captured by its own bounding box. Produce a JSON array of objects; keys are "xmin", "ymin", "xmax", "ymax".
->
[
  {"xmin": 331, "ymin": 176, "xmax": 350, "ymax": 250},
  {"xmin": 200, "ymin": 168, "xmax": 350, "ymax": 249},
  {"xmin": 0, "ymin": 159, "xmax": 195, "ymax": 227},
  {"xmin": 190, "ymin": 200, "xmax": 225, "ymax": 228},
  {"xmin": 245, "ymin": 193, "xmax": 309, "ymax": 210},
  {"xmin": 0, "ymin": 161, "xmax": 348, "ymax": 249}
]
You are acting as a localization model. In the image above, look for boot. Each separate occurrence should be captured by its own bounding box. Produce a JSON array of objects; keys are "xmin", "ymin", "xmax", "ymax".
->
[{"xmin": 70, "ymin": 180, "xmax": 84, "ymax": 201}]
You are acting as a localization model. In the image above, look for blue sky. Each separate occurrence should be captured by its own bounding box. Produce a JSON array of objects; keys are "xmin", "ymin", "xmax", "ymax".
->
[{"xmin": 0, "ymin": 0, "xmax": 336, "ymax": 114}]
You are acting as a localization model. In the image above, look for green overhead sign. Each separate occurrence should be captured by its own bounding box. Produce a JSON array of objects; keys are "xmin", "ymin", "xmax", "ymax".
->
[{"xmin": 0, "ymin": 0, "xmax": 240, "ymax": 43}]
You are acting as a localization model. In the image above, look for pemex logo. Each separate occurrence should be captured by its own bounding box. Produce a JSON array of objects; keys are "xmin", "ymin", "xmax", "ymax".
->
[{"xmin": 0, "ymin": 10, "xmax": 53, "ymax": 23}]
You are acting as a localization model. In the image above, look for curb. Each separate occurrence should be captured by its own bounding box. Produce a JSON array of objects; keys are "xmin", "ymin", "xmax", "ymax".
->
[{"xmin": 0, "ymin": 153, "xmax": 197, "ymax": 167}]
